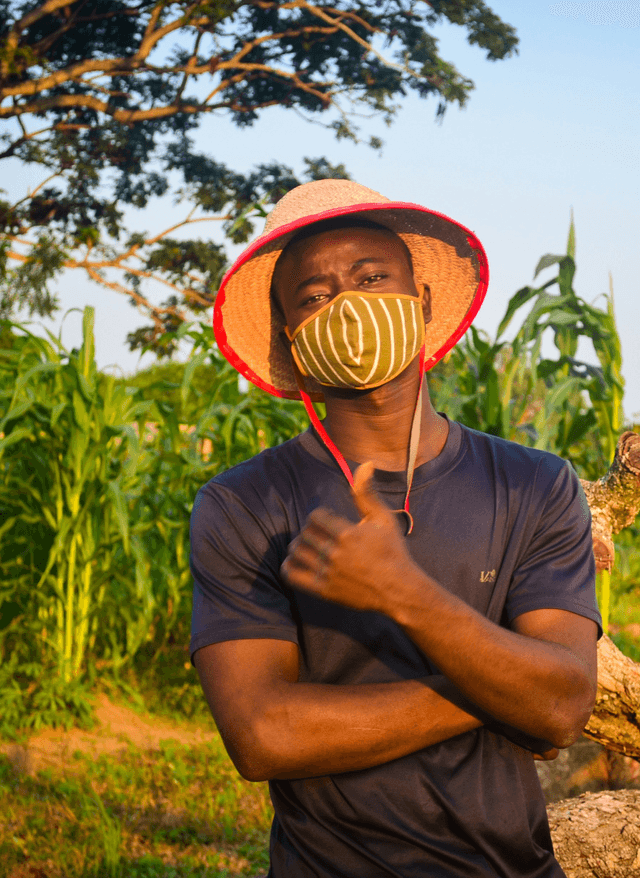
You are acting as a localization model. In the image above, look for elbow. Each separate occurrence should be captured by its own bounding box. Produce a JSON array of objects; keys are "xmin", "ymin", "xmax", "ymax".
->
[
  {"xmin": 232, "ymin": 742, "xmax": 273, "ymax": 783},
  {"xmin": 549, "ymin": 723, "xmax": 583, "ymax": 751},
  {"xmin": 548, "ymin": 675, "xmax": 597, "ymax": 750},
  {"xmin": 229, "ymin": 709, "xmax": 284, "ymax": 783},
  {"xmin": 236, "ymin": 763, "xmax": 272, "ymax": 783}
]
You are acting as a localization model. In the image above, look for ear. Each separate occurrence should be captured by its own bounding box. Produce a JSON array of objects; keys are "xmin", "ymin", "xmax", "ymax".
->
[{"xmin": 419, "ymin": 280, "xmax": 432, "ymax": 325}]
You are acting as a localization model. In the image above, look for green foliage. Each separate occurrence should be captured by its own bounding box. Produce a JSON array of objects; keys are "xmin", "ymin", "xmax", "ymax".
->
[
  {"xmin": 0, "ymin": 306, "xmax": 307, "ymax": 733},
  {"xmin": 429, "ymin": 217, "xmax": 625, "ymax": 480},
  {"xmin": 606, "ymin": 524, "xmax": 640, "ymax": 654},
  {"xmin": 0, "ymin": 220, "xmax": 638, "ymax": 734},
  {"xmin": 0, "ymin": 0, "xmax": 518, "ymax": 348}
]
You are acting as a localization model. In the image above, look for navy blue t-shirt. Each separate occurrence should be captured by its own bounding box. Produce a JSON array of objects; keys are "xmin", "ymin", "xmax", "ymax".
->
[{"xmin": 190, "ymin": 420, "xmax": 601, "ymax": 878}]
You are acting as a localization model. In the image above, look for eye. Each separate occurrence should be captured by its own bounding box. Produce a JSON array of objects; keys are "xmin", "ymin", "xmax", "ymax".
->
[
  {"xmin": 301, "ymin": 293, "xmax": 327, "ymax": 307},
  {"xmin": 362, "ymin": 273, "xmax": 387, "ymax": 284}
]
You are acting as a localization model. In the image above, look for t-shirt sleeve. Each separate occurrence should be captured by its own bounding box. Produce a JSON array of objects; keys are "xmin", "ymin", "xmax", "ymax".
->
[
  {"xmin": 505, "ymin": 460, "xmax": 603, "ymax": 637},
  {"xmin": 189, "ymin": 480, "xmax": 299, "ymax": 664}
]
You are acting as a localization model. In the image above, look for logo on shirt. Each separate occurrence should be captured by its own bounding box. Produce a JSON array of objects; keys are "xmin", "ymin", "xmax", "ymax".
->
[{"xmin": 480, "ymin": 569, "xmax": 496, "ymax": 583}]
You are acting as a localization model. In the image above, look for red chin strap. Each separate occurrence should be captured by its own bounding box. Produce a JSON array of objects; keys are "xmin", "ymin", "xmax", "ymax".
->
[{"xmin": 293, "ymin": 346, "xmax": 426, "ymax": 536}]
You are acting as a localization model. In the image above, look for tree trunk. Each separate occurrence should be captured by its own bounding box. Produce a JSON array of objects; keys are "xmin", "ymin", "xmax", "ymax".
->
[
  {"xmin": 585, "ymin": 636, "xmax": 640, "ymax": 759},
  {"xmin": 544, "ymin": 431, "xmax": 640, "ymax": 878},
  {"xmin": 548, "ymin": 790, "xmax": 640, "ymax": 878},
  {"xmin": 579, "ymin": 431, "xmax": 640, "ymax": 757}
]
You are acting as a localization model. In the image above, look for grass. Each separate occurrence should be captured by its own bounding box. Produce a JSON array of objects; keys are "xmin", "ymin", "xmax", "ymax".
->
[{"xmin": 0, "ymin": 733, "xmax": 273, "ymax": 877}]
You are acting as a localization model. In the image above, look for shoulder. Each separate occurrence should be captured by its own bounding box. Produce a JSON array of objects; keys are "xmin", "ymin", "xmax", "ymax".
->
[
  {"xmin": 458, "ymin": 423, "xmax": 572, "ymax": 492},
  {"xmin": 191, "ymin": 429, "xmax": 321, "ymax": 530},
  {"xmin": 456, "ymin": 425, "xmax": 591, "ymax": 551}
]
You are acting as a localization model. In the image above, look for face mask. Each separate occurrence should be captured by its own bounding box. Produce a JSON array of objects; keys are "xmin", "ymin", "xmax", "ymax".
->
[{"xmin": 285, "ymin": 290, "xmax": 426, "ymax": 389}]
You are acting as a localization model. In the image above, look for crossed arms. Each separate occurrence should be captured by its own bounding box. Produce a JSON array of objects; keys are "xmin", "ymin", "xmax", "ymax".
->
[{"xmin": 194, "ymin": 465, "xmax": 598, "ymax": 782}]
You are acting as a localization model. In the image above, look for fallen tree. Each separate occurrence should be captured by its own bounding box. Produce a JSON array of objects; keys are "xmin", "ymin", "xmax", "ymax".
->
[
  {"xmin": 581, "ymin": 431, "xmax": 640, "ymax": 759},
  {"xmin": 549, "ymin": 430, "xmax": 640, "ymax": 877}
]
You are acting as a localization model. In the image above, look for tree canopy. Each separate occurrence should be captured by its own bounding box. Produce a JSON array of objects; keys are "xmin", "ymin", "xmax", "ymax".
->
[{"xmin": 0, "ymin": 0, "xmax": 518, "ymax": 354}]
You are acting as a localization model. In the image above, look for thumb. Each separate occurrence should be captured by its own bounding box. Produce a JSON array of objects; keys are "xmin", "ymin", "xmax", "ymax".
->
[{"xmin": 352, "ymin": 461, "xmax": 389, "ymax": 521}]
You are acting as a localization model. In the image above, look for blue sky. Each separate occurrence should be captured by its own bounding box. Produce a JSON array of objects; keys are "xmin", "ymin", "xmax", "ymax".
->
[{"xmin": 5, "ymin": 2, "xmax": 640, "ymax": 420}]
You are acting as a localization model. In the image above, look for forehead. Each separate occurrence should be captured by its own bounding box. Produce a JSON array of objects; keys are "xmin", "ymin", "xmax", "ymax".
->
[
  {"xmin": 273, "ymin": 226, "xmax": 410, "ymax": 286},
  {"xmin": 281, "ymin": 226, "xmax": 406, "ymax": 266}
]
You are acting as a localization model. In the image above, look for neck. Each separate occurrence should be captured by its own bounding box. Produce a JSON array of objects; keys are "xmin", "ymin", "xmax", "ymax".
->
[{"xmin": 320, "ymin": 362, "xmax": 449, "ymax": 472}]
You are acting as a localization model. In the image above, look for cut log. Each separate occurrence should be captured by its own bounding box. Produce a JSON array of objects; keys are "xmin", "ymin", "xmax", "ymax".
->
[
  {"xmin": 577, "ymin": 431, "xmax": 640, "ymax": 760},
  {"xmin": 548, "ymin": 790, "xmax": 640, "ymax": 878},
  {"xmin": 586, "ymin": 636, "xmax": 640, "ymax": 760},
  {"xmin": 580, "ymin": 431, "xmax": 640, "ymax": 573}
]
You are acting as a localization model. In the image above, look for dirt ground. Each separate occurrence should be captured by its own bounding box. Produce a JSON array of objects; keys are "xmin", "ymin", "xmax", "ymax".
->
[{"xmin": 0, "ymin": 694, "xmax": 216, "ymax": 775}]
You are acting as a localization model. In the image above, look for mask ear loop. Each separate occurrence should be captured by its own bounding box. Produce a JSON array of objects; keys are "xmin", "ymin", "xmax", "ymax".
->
[{"xmin": 292, "ymin": 345, "xmax": 426, "ymax": 537}]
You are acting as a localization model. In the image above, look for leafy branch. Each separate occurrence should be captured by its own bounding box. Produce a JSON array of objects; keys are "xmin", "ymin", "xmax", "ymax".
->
[{"xmin": 0, "ymin": 0, "xmax": 518, "ymax": 353}]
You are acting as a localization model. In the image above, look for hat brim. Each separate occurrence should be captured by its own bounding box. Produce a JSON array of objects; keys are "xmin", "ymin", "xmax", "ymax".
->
[{"xmin": 214, "ymin": 201, "xmax": 489, "ymax": 401}]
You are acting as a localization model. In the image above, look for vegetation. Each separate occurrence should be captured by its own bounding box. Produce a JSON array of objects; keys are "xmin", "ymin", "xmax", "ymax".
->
[
  {"xmin": 0, "ymin": 0, "xmax": 518, "ymax": 352},
  {"xmin": 0, "ymin": 311, "xmax": 306, "ymax": 737},
  {"xmin": 0, "ymin": 219, "xmax": 636, "ymax": 739},
  {"xmin": 0, "ymin": 736, "xmax": 272, "ymax": 877},
  {"xmin": 1, "ymin": 221, "xmax": 639, "ymax": 876}
]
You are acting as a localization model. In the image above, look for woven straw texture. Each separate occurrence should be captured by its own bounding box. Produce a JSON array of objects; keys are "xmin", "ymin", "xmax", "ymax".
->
[{"xmin": 215, "ymin": 179, "xmax": 487, "ymax": 399}]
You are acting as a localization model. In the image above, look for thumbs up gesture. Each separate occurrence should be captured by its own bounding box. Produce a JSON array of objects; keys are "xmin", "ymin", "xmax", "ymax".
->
[{"xmin": 281, "ymin": 462, "xmax": 417, "ymax": 615}]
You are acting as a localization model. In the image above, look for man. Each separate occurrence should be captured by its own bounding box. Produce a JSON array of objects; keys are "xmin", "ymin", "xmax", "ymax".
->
[{"xmin": 190, "ymin": 179, "xmax": 601, "ymax": 877}]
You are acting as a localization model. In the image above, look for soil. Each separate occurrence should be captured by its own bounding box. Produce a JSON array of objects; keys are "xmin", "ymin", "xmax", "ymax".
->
[{"xmin": 0, "ymin": 693, "xmax": 216, "ymax": 775}]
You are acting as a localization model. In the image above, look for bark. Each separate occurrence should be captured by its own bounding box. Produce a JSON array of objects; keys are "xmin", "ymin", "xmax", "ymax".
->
[
  {"xmin": 548, "ymin": 790, "xmax": 640, "ymax": 878},
  {"xmin": 542, "ymin": 432, "xmax": 640, "ymax": 878},
  {"xmin": 580, "ymin": 431, "xmax": 640, "ymax": 573},
  {"xmin": 577, "ymin": 431, "xmax": 640, "ymax": 759},
  {"xmin": 585, "ymin": 636, "xmax": 640, "ymax": 760}
]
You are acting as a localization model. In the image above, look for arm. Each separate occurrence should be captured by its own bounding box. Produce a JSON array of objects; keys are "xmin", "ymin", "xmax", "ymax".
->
[
  {"xmin": 282, "ymin": 462, "xmax": 598, "ymax": 751},
  {"xmin": 194, "ymin": 638, "xmax": 483, "ymax": 782},
  {"xmin": 394, "ymin": 589, "xmax": 597, "ymax": 748}
]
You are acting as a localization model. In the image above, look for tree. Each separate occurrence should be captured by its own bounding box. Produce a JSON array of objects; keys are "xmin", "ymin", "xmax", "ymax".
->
[
  {"xmin": 534, "ymin": 431, "xmax": 640, "ymax": 878},
  {"xmin": 0, "ymin": 0, "xmax": 518, "ymax": 353},
  {"xmin": 580, "ymin": 431, "xmax": 640, "ymax": 760}
]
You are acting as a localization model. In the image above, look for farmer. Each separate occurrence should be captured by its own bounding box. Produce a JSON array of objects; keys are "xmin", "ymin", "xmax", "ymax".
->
[{"xmin": 190, "ymin": 179, "xmax": 601, "ymax": 877}]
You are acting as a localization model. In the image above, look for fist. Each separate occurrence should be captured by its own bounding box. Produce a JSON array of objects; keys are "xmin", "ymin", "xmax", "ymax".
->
[{"xmin": 280, "ymin": 462, "xmax": 418, "ymax": 616}]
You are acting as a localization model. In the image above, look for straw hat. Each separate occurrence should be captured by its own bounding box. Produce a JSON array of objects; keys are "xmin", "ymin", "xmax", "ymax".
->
[{"xmin": 214, "ymin": 179, "xmax": 489, "ymax": 400}]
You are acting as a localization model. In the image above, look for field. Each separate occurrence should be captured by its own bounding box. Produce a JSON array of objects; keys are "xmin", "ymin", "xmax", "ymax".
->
[
  {"xmin": 1, "ymin": 237, "xmax": 638, "ymax": 877},
  {"xmin": 0, "ymin": 693, "xmax": 272, "ymax": 878}
]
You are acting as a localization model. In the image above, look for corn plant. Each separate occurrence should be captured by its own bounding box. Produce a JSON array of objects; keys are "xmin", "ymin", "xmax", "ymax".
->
[
  {"xmin": 430, "ymin": 218, "xmax": 626, "ymax": 633},
  {"xmin": 0, "ymin": 308, "xmax": 308, "ymax": 732},
  {"xmin": 0, "ymin": 309, "xmax": 159, "ymax": 729},
  {"xmin": 431, "ymin": 217, "xmax": 625, "ymax": 478}
]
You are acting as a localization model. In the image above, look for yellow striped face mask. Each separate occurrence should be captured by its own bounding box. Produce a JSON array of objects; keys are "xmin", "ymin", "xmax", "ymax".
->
[{"xmin": 285, "ymin": 289, "xmax": 426, "ymax": 389}]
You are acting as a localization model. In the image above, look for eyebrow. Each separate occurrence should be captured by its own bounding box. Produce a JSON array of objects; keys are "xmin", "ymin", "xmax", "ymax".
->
[{"xmin": 294, "ymin": 256, "xmax": 391, "ymax": 297}]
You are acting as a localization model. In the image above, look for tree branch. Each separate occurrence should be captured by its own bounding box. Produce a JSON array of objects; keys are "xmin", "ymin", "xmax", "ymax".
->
[
  {"xmin": 4, "ymin": 0, "xmax": 74, "ymax": 56},
  {"xmin": 580, "ymin": 432, "xmax": 640, "ymax": 572},
  {"xmin": 577, "ymin": 430, "xmax": 640, "ymax": 761}
]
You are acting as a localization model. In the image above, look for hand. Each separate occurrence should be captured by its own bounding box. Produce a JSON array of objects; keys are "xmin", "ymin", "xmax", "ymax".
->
[
  {"xmin": 280, "ymin": 461, "xmax": 417, "ymax": 615},
  {"xmin": 533, "ymin": 747, "xmax": 560, "ymax": 761}
]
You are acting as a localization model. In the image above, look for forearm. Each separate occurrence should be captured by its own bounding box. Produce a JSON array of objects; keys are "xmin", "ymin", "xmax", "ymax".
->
[
  {"xmin": 393, "ymin": 570, "xmax": 593, "ymax": 747},
  {"xmin": 251, "ymin": 675, "xmax": 481, "ymax": 781}
]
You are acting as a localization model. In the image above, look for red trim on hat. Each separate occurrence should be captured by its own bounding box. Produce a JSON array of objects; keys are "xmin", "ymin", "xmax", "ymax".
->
[
  {"xmin": 213, "ymin": 201, "xmax": 490, "ymax": 396},
  {"xmin": 424, "ymin": 234, "xmax": 490, "ymax": 371},
  {"xmin": 213, "ymin": 305, "xmax": 291, "ymax": 398}
]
